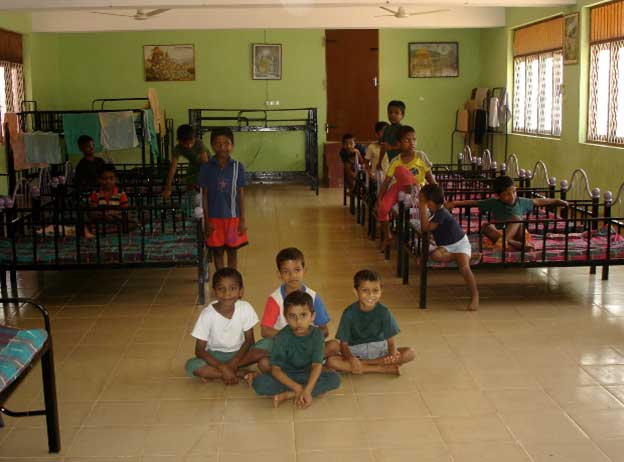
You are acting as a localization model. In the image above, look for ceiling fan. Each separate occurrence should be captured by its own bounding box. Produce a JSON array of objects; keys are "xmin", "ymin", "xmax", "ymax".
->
[
  {"xmin": 89, "ymin": 8, "xmax": 170, "ymax": 20},
  {"xmin": 377, "ymin": 3, "xmax": 449, "ymax": 18}
]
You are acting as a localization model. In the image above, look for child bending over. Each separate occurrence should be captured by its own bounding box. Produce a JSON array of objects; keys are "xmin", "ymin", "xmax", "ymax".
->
[
  {"xmin": 185, "ymin": 268, "xmax": 266, "ymax": 385},
  {"xmin": 162, "ymin": 124, "xmax": 209, "ymax": 199},
  {"xmin": 446, "ymin": 175, "xmax": 568, "ymax": 250},
  {"xmin": 327, "ymin": 270, "xmax": 415, "ymax": 375},
  {"xmin": 252, "ymin": 291, "xmax": 341, "ymax": 408},
  {"xmin": 420, "ymin": 184, "xmax": 480, "ymax": 311}
]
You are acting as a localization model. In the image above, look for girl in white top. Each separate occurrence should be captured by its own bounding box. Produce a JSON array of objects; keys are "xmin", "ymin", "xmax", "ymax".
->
[{"xmin": 185, "ymin": 268, "xmax": 267, "ymax": 385}]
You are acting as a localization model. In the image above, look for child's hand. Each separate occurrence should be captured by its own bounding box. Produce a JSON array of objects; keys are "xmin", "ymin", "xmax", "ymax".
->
[
  {"xmin": 558, "ymin": 200, "xmax": 569, "ymax": 207},
  {"xmin": 218, "ymin": 364, "xmax": 238, "ymax": 385},
  {"xmin": 204, "ymin": 223, "xmax": 214, "ymax": 241},
  {"xmin": 237, "ymin": 219, "xmax": 247, "ymax": 235},
  {"xmin": 444, "ymin": 201, "xmax": 454, "ymax": 210},
  {"xmin": 297, "ymin": 389, "xmax": 313, "ymax": 409},
  {"xmin": 161, "ymin": 188, "xmax": 172, "ymax": 199},
  {"xmin": 349, "ymin": 357, "xmax": 363, "ymax": 375}
]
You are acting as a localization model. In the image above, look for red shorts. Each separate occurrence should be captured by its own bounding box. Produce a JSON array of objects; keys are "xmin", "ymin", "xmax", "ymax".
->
[{"xmin": 205, "ymin": 218, "xmax": 248, "ymax": 249}]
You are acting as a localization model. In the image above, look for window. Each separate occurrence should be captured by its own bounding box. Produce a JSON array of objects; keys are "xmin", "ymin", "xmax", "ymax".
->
[
  {"xmin": 512, "ymin": 17, "xmax": 564, "ymax": 137},
  {"xmin": 0, "ymin": 61, "xmax": 24, "ymax": 126},
  {"xmin": 588, "ymin": 0, "xmax": 624, "ymax": 145}
]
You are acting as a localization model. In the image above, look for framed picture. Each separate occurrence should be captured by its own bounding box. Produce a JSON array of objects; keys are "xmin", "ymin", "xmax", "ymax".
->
[
  {"xmin": 408, "ymin": 42, "xmax": 459, "ymax": 78},
  {"xmin": 563, "ymin": 13, "xmax": 579, "ymax": 65},
  {"xmin": 143, "ymin": 44, "xmax": 195, "ymax": 81},
  {"xmin": 252, "ymin": 44, "xmax": 282, "ymax": 80}
]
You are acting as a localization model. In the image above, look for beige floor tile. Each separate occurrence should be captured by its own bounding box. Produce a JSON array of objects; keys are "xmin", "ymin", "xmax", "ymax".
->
[
  {"xmin": 523, "ymin": 442, "xmax": 611, "ymax": 462},
  {"xmin": 583, "ymin": 365, "xmax": 624, "ymax": 385},
  {"xmin": 66, "ymin": 458, "xmax": 140, "ymax": 462},
  {"xmin": 546, "ymin": 386, "xmax": 624, "ymax": 412},
  {"xmin": 0, "ymin": 426, "xmax": 77, "ymax": 457},
  {"xmin": 529, "ymin": 366, "xmax": 599, "ymax": 388},
  {"xmin": 596, "ymin": 438, "xmax": 624, "ymax": 462},
  {"xmin": 223, "ymin": 421, "xmax": 293, "ymax": 452},
  {"xmin": 365, "ymin": 418, "xmax": 443, "ymax": 447},
  {"xmin": 371, "ymin": 445, "xmax": 452, "ymax": 462},
  {"xmin": 350, "ymin": 374, "xmax": 416, "ymax": 394},
  {"xmin": 296, "ymin": 420, "xmax": 367, "ymax": 450},
  {"xmin": 420, "ymin": 390, "xmax": 495, "ymax": 417},
  {"xmin": 297, "ymin": 450, "xmax": 372, "ymax": 462},
  {"xmin": 484, "ymin": 389, "xmax": 560, "ymax": 412},
  {"xmin": 293, "ymin": 394, "xmax": 360, "ymax": 421},
  {"xmin": 607, "ymin": 385, "xmax": 624, "ymax": 403},
  {"xmin": 13, "ymin": 402, "xmax": 92, "ymax": 429},
  {"xmin": 83, "ymin": 401, "xmax": 159, "ymax": 426},
  {"xmin": 356, "ymin": 392, "xmax": 430, "ymax": 419},
  {"xmin": 569, "ymin": 409, "xmax": 624, "ymax": 439},
  {"xmin": 99, "ymin": 378, "xmax": 165, "ymax": 402},
  {"xmin": 68, "ymin": 427, "xmax": 146, "ymax": 457},
  {"xmin": 448, "ymin": 442, "xmax": 531, "ymax": 462},
  {"xmin": 469, "ymin": 367, "xmax": 542, "ymax": 390},
  {"xmin": 221, "ymin": 451, "xmax": 296, "ymax": 462},
  {"xmin": 500, "ymin": 411, "xmax": 589, "ymax": 444},
  {"xmin": 223, "ymin": 396, "xmax": 294, "ymax": 422},
  {"xmin": 143, "ymin": 425, "xmax": 219, "ymax": 456},
  {"xmin": 434, "ymin": 415, "xmax": 513, "ymax": 444},
  {"xmin": 159, "ymin": 378, "xmax": 225, "ymax": 400},
  {"xmin": 410, "ymin": 367, "xmax": 478, "ymax": 391},
  {"xmin": 560, "ymin": 345, "xmax": 624, "ymax": 365}
]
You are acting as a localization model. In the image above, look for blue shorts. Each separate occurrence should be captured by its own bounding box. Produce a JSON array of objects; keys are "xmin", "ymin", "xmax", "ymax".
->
[{"xmin": 348, "ymin": 340, "xmax": 389, "ymax": 360}]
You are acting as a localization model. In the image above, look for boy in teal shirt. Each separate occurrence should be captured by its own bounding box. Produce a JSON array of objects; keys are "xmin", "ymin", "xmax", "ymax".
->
[
  {"xmin": 380, "ymin": 100, "xmax": 406, "ymax": 164},
  {"xmin": 327, "ymin": 270, "xmax": 415, "ymax": 375},
  {"xmin": 251, "ymin": 291, "xmax": 341, "ymax": 408}
]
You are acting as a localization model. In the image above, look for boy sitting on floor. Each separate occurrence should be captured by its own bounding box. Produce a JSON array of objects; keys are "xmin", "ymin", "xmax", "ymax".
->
[
  {"xmin": 327, "ymin": 270, "xmax": 415, "ymax": 375},
  {"xmin": 445, "ymin": 175, "xmax": 568, "ymax": 250}
]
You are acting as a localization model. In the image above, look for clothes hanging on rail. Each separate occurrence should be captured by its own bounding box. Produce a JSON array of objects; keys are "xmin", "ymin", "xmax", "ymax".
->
[
  {"xmin": 147, "ymin": 87, "xmax": 165, "ymax": 135},
  {"xmin": 62, "ymin": 113, "xmax": 102, "ymax": 156},
  {"xmin": 99, "ymin": 111, "xmax": 139, "ymax": 151},
  {"xmin": 23, "ymin": 132, "xmax": 62, "ymax": 164},
  {"xmin": 143, "ymin": 109, "xmax": 160, "ymax": 162},
  {"xmin": 474, "ymin": 109, "xmax": 487, "ymax": 145},
  {"xmin": 4, "ymin": 113, "xmax": 48, "ymax": 171},
  {"xmin": 488, "ymin": 97, "xmax": 500, "ymax": 128},
  {"xmin": 457, "ymin": 109, "xmax": 469, "ymax": 132}
]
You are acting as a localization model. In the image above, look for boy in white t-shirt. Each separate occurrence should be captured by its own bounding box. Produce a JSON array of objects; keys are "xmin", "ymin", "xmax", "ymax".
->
[{"xmin": 185, "ymin": 268, "xmax": 266, "ymax": 385}]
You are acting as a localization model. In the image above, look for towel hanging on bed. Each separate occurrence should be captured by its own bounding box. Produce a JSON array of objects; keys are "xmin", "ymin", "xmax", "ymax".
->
[
  {"xmin": 99, "ymin": 111, "xmax": 139, "ymax": 151},
  {"xmin": 23, "ymin": 132, "xmax": 62, "ymax": 164},
  {"xmin": 62, "ymin": 113, "xmax": 103, "ymax": 156},
  {"xmin": 4, "ymin": 113, "xmax": 48, "ymax": 171}
]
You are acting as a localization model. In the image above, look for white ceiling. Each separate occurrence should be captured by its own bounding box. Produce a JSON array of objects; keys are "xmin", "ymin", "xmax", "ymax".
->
[{"xmin": 1, "ymin": 0, "xmax": 575, "ymax": 31}]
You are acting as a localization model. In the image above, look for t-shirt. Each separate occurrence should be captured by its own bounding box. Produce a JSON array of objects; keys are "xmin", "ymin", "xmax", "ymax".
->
[
  {"xmin": 173, "ymin": 139, "xmax": 208, "ymax": 185},
  {"xmin": 429, "ymin": 207, "xmax": 465, "ymax": 246},
  {"xmin": 198, "ymin": 157, "xmax": 246, "ymax": 218},
  {"xmin": 365, "ymin": 142, "xmax": 381, "ymax": 169},
  {"xmin": 89, "ymin": 187, "xmax": 129, "ymax": 208},
  {"xmin": 335, "ymin": 302, "xmax": 400, "ymax": 346},
  {"xmin": 191, "ymin": 300, "xmax": 259, "ymax": 353},
  {"xmin": 386, "ymin": 155, "xmax": 431, "ymax": 187},
  {"xmin": 339, "ymin": 143, "xmax": 366, "ymax": 163},
  {"xmin": 270, "ymin": 325, "xmax": 325, "ymax": 372},
  {"xmin": 380, "ymin": 123, "xmax": 402, "ymax": 162},
  {"xmin": 477, "ymin": 197, "xmax": 534, "ymax": 224},
  {"xmin": 261, "ymin": 285, "xmax": 330, "ymax": 330},
  {"xmin": 74, "ymin": 156, "xmax": 106, "ymax": 192}
]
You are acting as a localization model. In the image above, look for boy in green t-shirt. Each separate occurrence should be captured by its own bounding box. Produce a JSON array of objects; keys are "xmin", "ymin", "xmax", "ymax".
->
[
  {"xmin": 251, "ymin": 291, "xmax": 341, "ymax": 408},
  {"xmin": 327, "ymin": 270, "xmax": 415, "ymax": 375}
]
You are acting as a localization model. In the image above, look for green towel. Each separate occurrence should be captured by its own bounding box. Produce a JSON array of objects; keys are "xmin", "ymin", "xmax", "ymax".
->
[
  {"xmin": 62, "ymin": 113, "xmax": 102, "ymax": 156},
  {"xmin": 145, "ymin": 109, "xmax": 160, "ymax": 162}
]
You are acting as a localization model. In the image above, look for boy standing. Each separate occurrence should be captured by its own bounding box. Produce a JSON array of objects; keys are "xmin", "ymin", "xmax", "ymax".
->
[
  {"xmin": 252, "ymin": 291, "xmax": 341, "ymax": 408},
  {"xmin": 327, "ymin": 270, "xmax": 415, "ymax": 375},
  {"xmin": 365, "ymin": 121, "xmax": 389, "ymax": 175},
  {"xmin": 380, "ymin": 100, "xmax": 406, "ymax": 166},
  {"xmin": 74, "ymin": 135, "xmax": 106, "ymax": 193},
  {"xmin": 198, "ymin": 127, "xmax": 247, "ymax": 270},
  {"xmin": 162, "ymin": 124, "xmax": 209, "ymax": 199}
]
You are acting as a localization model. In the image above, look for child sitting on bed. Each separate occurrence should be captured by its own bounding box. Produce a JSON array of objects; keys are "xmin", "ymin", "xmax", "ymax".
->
[
  {"xmin": 340, "ymin": 133, "xmax": 366, "ymax": 194},
  {"xmin": 445, "ymin": 175, "xmax": 569, "ymax": 251},
  {"xmin": 419, "ymin": 184, "xmax": 480, "ymax": 311},
  {"xmin": 74, "ymin": 135, "xmax": 106, "ymax": 193},
  {"xmin": 86, "ymin": 164, "xmax": 135, "ymax": 238}
]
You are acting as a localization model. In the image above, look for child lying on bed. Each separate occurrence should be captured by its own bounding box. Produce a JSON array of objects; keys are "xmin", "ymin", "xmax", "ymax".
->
[
  {"xmin": 445, "ymin": 175, "xmax": 568, "ymax": 250},
  {"xmin": 85, "ymin": 164, "xmax": 136, "ymax": 238}
]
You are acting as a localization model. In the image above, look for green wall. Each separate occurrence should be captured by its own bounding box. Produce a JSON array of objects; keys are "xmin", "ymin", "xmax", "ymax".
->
[
  {"xmin": 484, "ymin": 3, "xmax": 624, "ymax": 195},
  {"xmin": 379, "ymin": 29, "xmax": 482, "ymax": 164}
]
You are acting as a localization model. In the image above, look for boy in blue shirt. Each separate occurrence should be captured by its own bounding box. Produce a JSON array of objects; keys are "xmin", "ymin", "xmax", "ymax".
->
[{"xmin": 198, "ymin": 127, "xmax": 247, "ymax": 270}]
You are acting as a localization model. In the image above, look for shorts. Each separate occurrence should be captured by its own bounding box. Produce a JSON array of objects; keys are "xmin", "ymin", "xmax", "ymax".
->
[
  {"xmin": 348, "ymin": 340, "xmax": 389, "ymax": 360},
  {"xmin": 253, "ymin": 338, "xmax": 274, "ymax": 353},
  {"xmin": 206, "ymin": 217, "xmax": 248, "ymax": 249},
  {"xmin": 431, "ymin": 234, "xmax": 472, "ymax": 257},
  {"xmin": 185, "ymin": 350, "xmax": 238, "ymax": 376}
]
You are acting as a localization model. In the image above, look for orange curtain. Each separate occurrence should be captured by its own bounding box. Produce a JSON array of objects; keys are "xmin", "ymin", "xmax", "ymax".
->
[
  {"xmin": 513, "ymin": 17, "xmax": 564, "ymax": 57},
  {"xmin": 0, "ymin": 28, "xmax": 22, "ymax": 64},
  {"xmin": 591, "ymin": 0, "xmax": 624, "ymax": 43}
]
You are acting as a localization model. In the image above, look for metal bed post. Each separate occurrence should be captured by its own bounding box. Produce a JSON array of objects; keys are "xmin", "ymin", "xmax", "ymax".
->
[
  {"xmin": 602, "ymin": 191, "xmax": 612, "ymax": 280},
  {"xmin": 419, "ymin": 230, "xmax": 429, "ymax": 309}
]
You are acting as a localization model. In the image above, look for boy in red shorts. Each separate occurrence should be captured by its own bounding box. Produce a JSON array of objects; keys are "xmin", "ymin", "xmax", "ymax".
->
[{"xmin": 199, "ymin": 127, "xmax": 248, "ymax": 269}]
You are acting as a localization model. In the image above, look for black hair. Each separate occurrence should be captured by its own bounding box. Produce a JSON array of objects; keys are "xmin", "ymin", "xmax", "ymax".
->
[
  {"xmin": 212, "ymin": 267, "xmax": 244, "ymax": 289},
  {"xmin": 374, "ymin": 121, "xmax": 389, "ymax": 133},
  {"xmin": 397, "ymin": 125, "xmax": 416, "ymax": 141},
  {"xmin": 283, "ymin": 290, "xmax": 314, "ymax": 315},
  {"xmin": 176, "ymin": 124, "xmax": 195, "ymax": 142},
  {"xmin": 276, "ymin": 247, "xmax": 305, "ymax": 270},
  {"xmin": 421, "ymin": 184, "xmax": 445, "ymax": 205},
  {"xmin": 77, "ymin": 135, "xmax": 94, "ymax": 148},
  {"xmin": 342, "ymin": 133, "xmax": 355, "ymax": 143},
  {"xmin": 98, "ymin": 163, "xmax": 117, "ymax": 177},
  {"xmin": 387, "ymin": 100, "xmax": 406, "ymax": 114},
  {"xmin": 353, "ymin": 269, "xmax": 382, "ymax": 289},
  {"xmin": 492, "ymin": 175, "xmax": 515, "ymax": 195},
  {"xmin": 210, "ymin": 127, "xmax": 235, "ymax": 145}
]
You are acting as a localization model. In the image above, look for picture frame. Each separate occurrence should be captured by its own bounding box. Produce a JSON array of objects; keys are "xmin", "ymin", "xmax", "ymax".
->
[
  {"xmin": 408, "ymin": 42, "xmax": 459, "ymax": 78},
  {"xmin": 563, "ymin": 13, "xmax": 579, "ymax": 65},
  {"xmin": 252, "ymin": 43, "xmax": 282, "ymax": 80},
  {"xmin": 143, "ymin": 44, "xmax": 195, "ymax": 81}
]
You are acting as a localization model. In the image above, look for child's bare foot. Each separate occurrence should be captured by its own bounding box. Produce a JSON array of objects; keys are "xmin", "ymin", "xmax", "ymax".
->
[
  {"xmin": 383, "ymin": 364, "xmax": 401, "ymax": 375},
  {"xmin": 466, "ymin": 298, "xmax": 479, "ymax": 311},
  {"xmin": 273, "ymin": 391, "xmax": 295, "ymax": 408},
  {"xmin": 244, "ymin": 371, "xmax": 259, "ymax": 387},
  {"xmin": 383, "ymin": 353, "xmax": 401, "ymax": 365}
]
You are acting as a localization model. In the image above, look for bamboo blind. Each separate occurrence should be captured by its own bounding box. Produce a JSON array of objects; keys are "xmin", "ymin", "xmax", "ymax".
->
[
  {"xmin": 513, "ymin": 17, "xmax": 564, "ymax": 57},
  {"xmin": 0, "ymin": 28, "xmax": 22, "ymax": 64},
  {"xmin": 591, "ymin": 0, "xmax": 624, "ymax": 43}
]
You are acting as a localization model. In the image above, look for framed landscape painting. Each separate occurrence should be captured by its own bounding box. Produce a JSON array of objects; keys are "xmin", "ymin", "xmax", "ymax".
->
[
  {"xmin": 144, "ymin": 44, "xmax": 195, "ymax": 81},
  {"xmin": 252, "ymin": 44, "xmax": 282, "ymax": 80},
  {"xmin": 408, "ymin": 42, "xmax": 459, "ymax": 78}
]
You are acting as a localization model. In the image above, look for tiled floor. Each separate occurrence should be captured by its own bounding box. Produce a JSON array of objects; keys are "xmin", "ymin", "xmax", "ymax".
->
[{"xmin": 1, "ymin": 184, "xmax": 624, "ymax": 461}]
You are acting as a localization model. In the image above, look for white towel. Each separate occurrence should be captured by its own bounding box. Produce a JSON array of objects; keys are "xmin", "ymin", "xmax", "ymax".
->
[
  {"xmin": 488, "ymin": 97, "xmax": 500, "ymax": 128},
  {"xmin": 99, "ymin": 111, "xmax": 139, "ymax": 151},
  {"xmin": 23, "ymin": 132, "xmax": 62, "ymax": 164}
]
